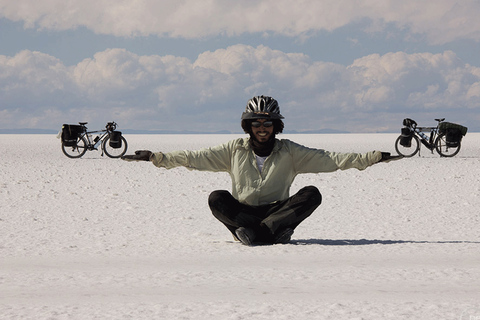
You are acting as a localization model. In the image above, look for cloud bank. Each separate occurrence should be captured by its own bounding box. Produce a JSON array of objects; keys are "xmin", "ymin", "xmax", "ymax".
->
[
  {"xmin": 2, "ymin": 0, "xmax": 480, "ymax": 44},
  {"xmin": 1, "ymin": 45, "xmax": 479, "ymax": 132}
]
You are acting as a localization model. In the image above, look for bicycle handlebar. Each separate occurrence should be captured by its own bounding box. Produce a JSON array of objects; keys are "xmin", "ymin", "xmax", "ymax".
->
[
  {"xmin": 106, "ymin": 121, "xmax": 117, "ymax": 131},
  {"xmin": 403, "ymin": 118, "xmax": 417, "ymax": 128}
]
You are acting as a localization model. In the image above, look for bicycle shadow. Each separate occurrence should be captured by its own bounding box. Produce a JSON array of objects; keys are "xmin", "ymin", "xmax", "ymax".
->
[{"xmin": 290, "ymin": 238, "xmax": 480, "ymax": 246}]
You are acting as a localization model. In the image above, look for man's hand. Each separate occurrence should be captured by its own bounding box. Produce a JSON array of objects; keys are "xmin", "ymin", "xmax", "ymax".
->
[
  {"xmin": 122, "ymin": 150, "xmax": 152, "ymax": 162},
  {"xmin": 378, "ymin": 152, "xmax": 404, "ymax": 163}
]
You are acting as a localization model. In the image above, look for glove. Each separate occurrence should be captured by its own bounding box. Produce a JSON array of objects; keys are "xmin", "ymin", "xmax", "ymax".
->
[
  {"xmin": 378, "ymin": 152, "xmax": 403, "ymax": 163},
  {"xmin": 122, "ymin": 150, "xmax": 153, "ymax": 161}
]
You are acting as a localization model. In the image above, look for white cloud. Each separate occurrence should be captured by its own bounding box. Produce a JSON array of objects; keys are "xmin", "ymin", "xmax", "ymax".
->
[
  {"xmin": 73, "ymin": 49, "xmax": 186, "ymax": 100},
  {"xmin": 1, "ymin": 0, "xmax": 480, "ymax": 44},
  {"xmin": 347, "ymin": 50, "xmax": 479, "ymax": 110},
  {"xmin": 1, "ymin": 46, "xmax": 480, "ymax": 132},
  {"xmin": 467, "ymin": 82, "xmax": 480, "ymax": 100},
  {"xmin": 0, "ymin": 50, "xmax": 76, "ymax": 105}
]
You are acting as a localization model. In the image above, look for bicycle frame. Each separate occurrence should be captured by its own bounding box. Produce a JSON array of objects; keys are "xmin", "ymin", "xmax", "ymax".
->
[
  {"xmin": 412, "ymin": 125, "xmax": 438, "ymax": 152},
  {"xmin": 80, "ymin": 129, "xmax": 110, "ymax": 151}
]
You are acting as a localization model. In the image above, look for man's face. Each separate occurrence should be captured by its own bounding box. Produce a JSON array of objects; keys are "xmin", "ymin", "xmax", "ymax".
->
[{"xmin": 251, "ymin": 119, "xmax": 274, "ymax": 143}]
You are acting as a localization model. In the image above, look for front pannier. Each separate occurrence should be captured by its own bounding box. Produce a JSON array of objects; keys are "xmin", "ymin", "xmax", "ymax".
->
[
  {"xmin": 399, "ymin": 127, "xmax": 414, "ymax": 147},
  {"xmin": 109, "ymin": 131, "xmax": 123, "ymax": 148},
  {"xmin": 62, "ymin": 124, "xmax": 84, "ymax": 147},
  {"xmin": 438, "ymin": 122, "xmax": 468, "ymax": 147}
]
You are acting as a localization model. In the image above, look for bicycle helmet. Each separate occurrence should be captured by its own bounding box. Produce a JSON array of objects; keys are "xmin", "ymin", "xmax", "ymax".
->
[{"xmin": 241, "ymin": 95, "xmax": 284, "ymax": 120}]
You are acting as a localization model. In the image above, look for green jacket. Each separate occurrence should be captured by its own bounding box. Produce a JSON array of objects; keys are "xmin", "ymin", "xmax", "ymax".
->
[{"xmin": 151, "ymin": 137, "xmax": 382, "ymax": 206}]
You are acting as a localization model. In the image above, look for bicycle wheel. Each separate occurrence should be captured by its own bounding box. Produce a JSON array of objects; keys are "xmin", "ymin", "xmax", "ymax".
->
[
  {"xmin": 103, "ymin": 136, "xmax": 128, "ymax": 158},
  {"xmin": 62, "ymin": 136, "xmax": 88, "ymax": 158},
  {"xmin": 395, "ymin": 135, "xmax": 420, "ymax": 157},
  {"xmin": 434, "ymin": 133, "xmax": 461, "ymax": 157}
]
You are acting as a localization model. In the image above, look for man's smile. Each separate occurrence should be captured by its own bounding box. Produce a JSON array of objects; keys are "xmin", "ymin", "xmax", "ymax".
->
[{"xmin": 253, "ymin": 130, "xmax": 272, "ymax": 142}]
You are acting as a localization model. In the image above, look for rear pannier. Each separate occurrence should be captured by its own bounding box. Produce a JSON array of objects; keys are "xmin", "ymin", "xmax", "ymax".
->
[
  {"xmin": 399, "ymin": 127, "xmax": 414, "ymax": 147},
  {"xmin": 62, "ymin": 124, "xmax": 85, "ymax": 147},
  {"xmin": 109, "ymin": 131, "xmax": 123, "ymax": 148},
  {"xmin": 438, "ymin": 122, "xmax": 468, "ymax": 147}
]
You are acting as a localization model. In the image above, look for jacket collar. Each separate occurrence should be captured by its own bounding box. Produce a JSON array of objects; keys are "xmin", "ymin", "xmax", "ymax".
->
[{"xmin": 241, "ymin": 137, "xmax": 282, "ymax": 153}]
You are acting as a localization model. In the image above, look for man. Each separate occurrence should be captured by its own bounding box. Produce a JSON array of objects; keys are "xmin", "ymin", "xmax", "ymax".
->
[{"xmin": 123, "ymin": 95, "xmax": 401, "ymax": 246}]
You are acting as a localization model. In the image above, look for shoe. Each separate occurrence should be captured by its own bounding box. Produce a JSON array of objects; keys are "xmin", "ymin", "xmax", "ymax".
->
[
  {"xmin": 274, "ymin": 228, "xmax": 294, "ymax": 244},
  {"xmin": 235, "ymin": 227, "xmax": 255, "ymax": 246},
  {"xmin": 232, "ymin": 233, "xmax": 239, "ymax": 242}
]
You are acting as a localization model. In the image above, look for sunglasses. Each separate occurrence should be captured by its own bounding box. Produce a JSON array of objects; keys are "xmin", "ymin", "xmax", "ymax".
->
[{"xmin": 251, "ymin": 121, "xmax": 273, "ymax": 128}]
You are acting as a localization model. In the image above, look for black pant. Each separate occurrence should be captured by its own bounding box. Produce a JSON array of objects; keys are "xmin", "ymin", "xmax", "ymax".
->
[{"xmin": 208, "ymin": 186, "xmax": 322, "ymax": 243}]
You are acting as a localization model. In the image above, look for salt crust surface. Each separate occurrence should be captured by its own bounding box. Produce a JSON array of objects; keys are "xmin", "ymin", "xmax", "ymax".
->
[{"xmin": 1, "ymin": 134, "xmax": 479, "ymax": 319}]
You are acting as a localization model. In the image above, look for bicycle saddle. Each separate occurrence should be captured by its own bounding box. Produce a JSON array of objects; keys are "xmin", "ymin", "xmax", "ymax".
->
[
  {"xmin": 79, "ymin": 122, "xmax": 88, "ymax": 125},
  {"xmin": 435, "ymin": 118, "xmax": 445, "ymax": 122}
]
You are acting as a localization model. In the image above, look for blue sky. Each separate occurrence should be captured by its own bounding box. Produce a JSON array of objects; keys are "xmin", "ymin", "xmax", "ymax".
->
[{"xmin": 1, "ymin": 0, "xmax": 480, "ymax": 133}]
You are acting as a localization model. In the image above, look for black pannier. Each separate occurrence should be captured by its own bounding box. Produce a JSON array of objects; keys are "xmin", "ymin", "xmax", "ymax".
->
[
  {"xmin": 62, "ymin": 124, "xmax": 84, "ymax": 147},
  {"xmin": 438, "ymin": 122, "xmax": 468, "ymax": 147},
  {"xmin": 109, "ymin": 131, "xmax": 123, "ymax": 148},
  {"xmin": 446, "ymin": 129, "xmax": 463, "ymax": 147},
  {"xmin": 399, "ymin": 127, "xmax": 414, "ymax": 147}
]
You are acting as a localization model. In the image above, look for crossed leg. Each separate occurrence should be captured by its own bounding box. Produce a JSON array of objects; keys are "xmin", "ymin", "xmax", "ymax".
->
[{"xmin": 208, "ymin": 186, "xmax": 322, "ymax": 244}]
